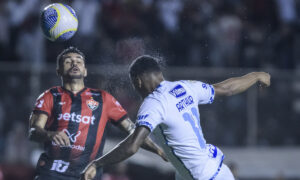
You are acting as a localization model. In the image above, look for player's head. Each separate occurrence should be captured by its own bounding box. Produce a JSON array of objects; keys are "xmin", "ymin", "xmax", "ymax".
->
[
  {"xmin": 56, "ymin": 47, "xmax": 87, "ymax": 80},
  {"xmin": 129, "ymin": 55, "xmax": 164, "ymax": 97}
]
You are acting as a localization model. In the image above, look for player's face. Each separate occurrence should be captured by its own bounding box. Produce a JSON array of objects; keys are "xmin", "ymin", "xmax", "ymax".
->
[{"xmin": 59, "ymin": 53, "xmax": 87, "ymax": 79}]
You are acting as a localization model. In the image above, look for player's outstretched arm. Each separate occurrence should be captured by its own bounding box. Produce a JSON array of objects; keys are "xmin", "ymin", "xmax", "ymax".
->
[
  {"xmin": 118, "ymin": 118, "xmax": 167, "ymax": 161},
  {"xmin": 213, "ymin": 72, "xmax": 271, "ymax": 97},
  {"xmin": 29, "ymin": 113, "xmax": 70, "ymax": 146},
  {"xmin": 81, "ymin": 126, "xmax": 150, "ymax": 180}
]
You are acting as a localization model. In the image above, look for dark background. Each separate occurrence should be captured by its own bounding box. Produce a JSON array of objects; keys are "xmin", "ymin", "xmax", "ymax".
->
[{"xmin": 0, "ymin": 0, "xmax": 299, "ymax": 179}]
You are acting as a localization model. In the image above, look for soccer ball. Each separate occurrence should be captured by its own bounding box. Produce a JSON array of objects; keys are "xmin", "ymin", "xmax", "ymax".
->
[{"xmin": 41, "ymin": 3, "xmax": 78, "ymax": 41}]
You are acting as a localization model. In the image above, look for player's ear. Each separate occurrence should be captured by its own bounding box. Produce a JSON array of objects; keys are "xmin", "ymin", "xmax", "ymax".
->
[
  {"xmin": 56, "ymin": 68, "xmax": 62, "ymax": 76},
  {"xmin": 84, "ymin": 68, "xmax": 87, "ymax": 77},
  {"xmin": 137, "ymin": 77, "xmax": 142, "ymax": 89}
]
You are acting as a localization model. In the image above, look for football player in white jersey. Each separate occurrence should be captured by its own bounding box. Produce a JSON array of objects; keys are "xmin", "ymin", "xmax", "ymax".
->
[{"xmin": 82, "ymin": 55, "xmax": 271, "ymax": 180}]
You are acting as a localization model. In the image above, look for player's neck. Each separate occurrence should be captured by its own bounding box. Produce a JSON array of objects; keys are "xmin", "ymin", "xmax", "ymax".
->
[
  {"xmin": 151, "ymin": 79, "xmax": 163, "ymax": 91},
  {"xmin": 62, "ymin": 79, "xmax": 85, "ymax": 94},
  {"xmin": 141, "ymin": 78, "xmax": 164, "ymax": 98}
]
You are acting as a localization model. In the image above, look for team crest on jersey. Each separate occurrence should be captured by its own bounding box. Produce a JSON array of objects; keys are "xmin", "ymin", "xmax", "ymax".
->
[
  {"xmin": 86, "ymin": 98, "xmax": 99, "ymax": 111},
  {"xmin": 169, "ymin": 84, "xmax": 186, "ymax": 98}
]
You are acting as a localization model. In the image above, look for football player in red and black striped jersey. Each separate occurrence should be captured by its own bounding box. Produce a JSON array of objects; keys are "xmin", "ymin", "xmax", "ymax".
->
[{"xmin": 29, "ymin": 47, "xmax": 166, "ymax": 180}]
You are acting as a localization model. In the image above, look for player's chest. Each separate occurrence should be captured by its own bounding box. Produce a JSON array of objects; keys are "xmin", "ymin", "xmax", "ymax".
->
[{"xmin": 52, "ymin": 94, "xmax": 103, "ymax": 126}]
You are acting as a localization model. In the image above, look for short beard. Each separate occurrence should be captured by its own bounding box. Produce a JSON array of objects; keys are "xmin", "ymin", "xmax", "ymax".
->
[
  {"xmin": 64, "ymin": 74, "xmax": 84, "ymax": 80},
  {"xmin": 65, "ymin": 68, "xmax": 84, "ymax": 79}
]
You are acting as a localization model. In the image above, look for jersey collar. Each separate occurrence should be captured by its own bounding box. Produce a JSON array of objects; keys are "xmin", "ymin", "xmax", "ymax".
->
[
  {"xmin": 154, "ymin": 80, "xmax": 166, "ymax": 91},
  {"xmin": 61, "ymin": 86, "xmax": 87, "ymax": 97}
]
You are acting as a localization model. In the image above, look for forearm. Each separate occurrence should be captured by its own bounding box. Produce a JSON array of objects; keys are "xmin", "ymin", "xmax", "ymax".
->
[
  {"xmin": 118, "ymin": 118, "xmax": 160, "ymax": 154},
  {"xmin": 141, "ymin": 136, "xmax": 161, "ymax": 155},
  {"xmin": 29, "ymin": 113, "xmax": 52, "ymax": 143},
  {"xmin": 93, "ymin": 127, "xmax": 150, "ymax": 168},
  {"xmin": 29, "ymin": 126, "xmax": 51, "ymax": 143},
  {"xmin": 127, "ymin": 129, "xmax": 161, "ymax": 155},
  {"xmin": 213, "ymin": 72, "xmax": 259, "ymax": 96},
  {"xmin": 94, "ymin": 135, "xmax": 138, "ymax": 167}
]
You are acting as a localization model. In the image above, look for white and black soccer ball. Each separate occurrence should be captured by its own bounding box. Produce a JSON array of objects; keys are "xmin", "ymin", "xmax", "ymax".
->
[{"xmin": 41, "ymin": 3, "xmax": 78, "ymax": 41}]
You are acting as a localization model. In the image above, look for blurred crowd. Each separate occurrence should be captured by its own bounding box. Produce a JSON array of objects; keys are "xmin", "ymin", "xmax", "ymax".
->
[
  {"xmin": 0, "ymin": 0, "xmax": 300, "ymax": 179},
  {"xmin": 0, "ymin": 0, "xmax": 300, "ymax": 68}
]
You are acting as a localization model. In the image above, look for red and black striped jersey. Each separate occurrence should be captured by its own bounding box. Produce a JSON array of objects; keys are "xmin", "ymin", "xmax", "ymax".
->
[{"xmin": 33, "ymin": 86, "xmax": 127, "ymax": 178}]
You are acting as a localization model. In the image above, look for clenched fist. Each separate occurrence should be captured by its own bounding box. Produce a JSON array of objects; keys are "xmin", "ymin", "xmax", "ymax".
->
[
  {"xmin": 256, "ymin": 72, "xmax": 271, "ymax": 87},
  {"xmin": 81, "ymin": 162, "xmax": 97, "ymax": 180}
]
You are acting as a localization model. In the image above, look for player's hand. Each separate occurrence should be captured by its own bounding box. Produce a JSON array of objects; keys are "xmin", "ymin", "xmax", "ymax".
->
[
  {"xmin": 158, "ymin": 149, "xmax": 168, "ymax": 162},
  {"xmin": 48, "ymin": 131, "xmax": 70, "ymax": 146},
  {"xmin": 257, "ymin": 72, "xmax": 271, "ymax": 87},
  {"xmin": 81, "ymin": 162, "xmax": 97, "ymax": 180}
]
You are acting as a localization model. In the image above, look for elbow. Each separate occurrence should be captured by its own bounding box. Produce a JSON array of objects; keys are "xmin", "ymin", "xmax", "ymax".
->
[
  {"xmin": 28, "ymin": 128, "xmax": 38, "ymax": 142},
  {"xmin": 122, "ymin": 129, "xmax": 146, "ymax": 156},
  {"xmin": 215, "ymin": 85, "xmax": 234, "ymax": 97},
  {"xmin": 127, "ymin": 145, "xmax": 139, "ymax": 155},
  {"xmin": 124, "ymin": 138, "xmax": 140, "ymax": 155},
  {"xmin": 28, "ymin": 130, "xmax": 35, "ymax": 141}
]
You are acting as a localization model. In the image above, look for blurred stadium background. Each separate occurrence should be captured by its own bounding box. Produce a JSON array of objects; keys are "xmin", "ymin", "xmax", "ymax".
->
[{"xmin": 0, "ymin": 0, "xmax": 300, "ymax": 179}]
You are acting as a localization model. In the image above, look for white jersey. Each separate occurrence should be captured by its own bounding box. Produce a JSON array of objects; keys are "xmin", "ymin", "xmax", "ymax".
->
[{"xmin": 136, "ymin": 80, "xmax": 224, "ymax": 180}]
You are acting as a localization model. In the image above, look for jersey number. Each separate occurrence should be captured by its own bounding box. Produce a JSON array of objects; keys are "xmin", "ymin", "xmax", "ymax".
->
[
  {"xmin": 50, "ymin": 160, "xmax": 69, "ymax": 173},
  {"xmin": 182, "ymin": 107, "xmax": 206, "ymax": 149}
]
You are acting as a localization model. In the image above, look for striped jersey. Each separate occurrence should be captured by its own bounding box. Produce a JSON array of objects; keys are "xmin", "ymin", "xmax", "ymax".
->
[
  {"xmin": 136, "ymin": 80, "xmax": 224, "ymax": 180},
  {"xmin": 33, "ymin": 86, "xmax": 127, "ymax": 178}
]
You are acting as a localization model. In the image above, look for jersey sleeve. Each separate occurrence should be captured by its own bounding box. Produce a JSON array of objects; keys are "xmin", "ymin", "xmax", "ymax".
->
[
  {"xmin": 183, "ymin": 80, "xmax": 215, "ymax": 105},
  {"xmin": 33, "ymin": 90, "xmax": 53, "ymax": 116},
  {"xmin": 105, "ymin": 92, "xmax": 128, "ymax": 124},
  {"xmin": 136, "ymin": 97, "xmax": 165, "ymax": 132}
]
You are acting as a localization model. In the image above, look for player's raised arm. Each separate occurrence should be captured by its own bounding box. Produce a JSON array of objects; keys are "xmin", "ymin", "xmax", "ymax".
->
[
  {"xmin": 117, "ymin": 118, "xmax": 167, "ymax": 161},
  {"xmin": 213, "ymin": 72, "xmax": 271, "ymax": 97},
  {"xmin": 81, "ymin": 126, "xmax": 150, "ymax": 180}
]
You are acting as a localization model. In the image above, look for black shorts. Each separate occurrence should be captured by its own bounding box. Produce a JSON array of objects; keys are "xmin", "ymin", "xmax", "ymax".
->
[
  {"xmin": 34, "ymin": 172, "xmax": 78, "ymax": 180},
  {"xmin": 35, "ymin": 169, "xmax": 103, "ymax": 180},
  {"xmin": 35, "ymin": 153, "xmax": 103, "ymax": 180}
]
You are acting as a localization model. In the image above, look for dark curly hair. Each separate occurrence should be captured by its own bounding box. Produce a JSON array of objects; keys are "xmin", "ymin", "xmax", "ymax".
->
[{"xmin": 129, "ymin": 55, "xmax": 162, "ymax": 80}]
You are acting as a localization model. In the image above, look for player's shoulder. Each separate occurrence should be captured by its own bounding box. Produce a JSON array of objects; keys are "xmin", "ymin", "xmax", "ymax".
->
[
  {"xmin": 163, "ymin": 80, "xmax": 204, "ymax": 100},
  {"xmin": 87, "ymin": 88, "xmax": 115, "ymax": 101},
  {"xmin": 44, "ymin": 86, "xmax": 60, "ymax": 93},
  {"xmin": 36, "ymin": 86, "xmax": 60, "ymax": 99},
  {"xmin": 178, "ymin": 80, "xmax": 210, "ymax": 91},
  {"xmin": 145, "ymin": 92, "xmax": 165, "ymax": 109},
  {"xmin": 160, "ymin": 80, "xmax": 190, "ymax": 96},
  {"xmin": 85, "ymin": 87, "xmax": 104, "ymax": 95},
  {"xmin": 179, "ymin": 80, "xmax": 202, "ymax": 86},
  {"xmin": 148, "ymin": 88, "xmax": 164, "ymax": 102},
  {"xmin": 148, "ymin": 81, "xmax": 178, "ymax": 102},
  {"xmin": 162, "ymin": 80, "xmax": 196, "ymax": 90}
]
